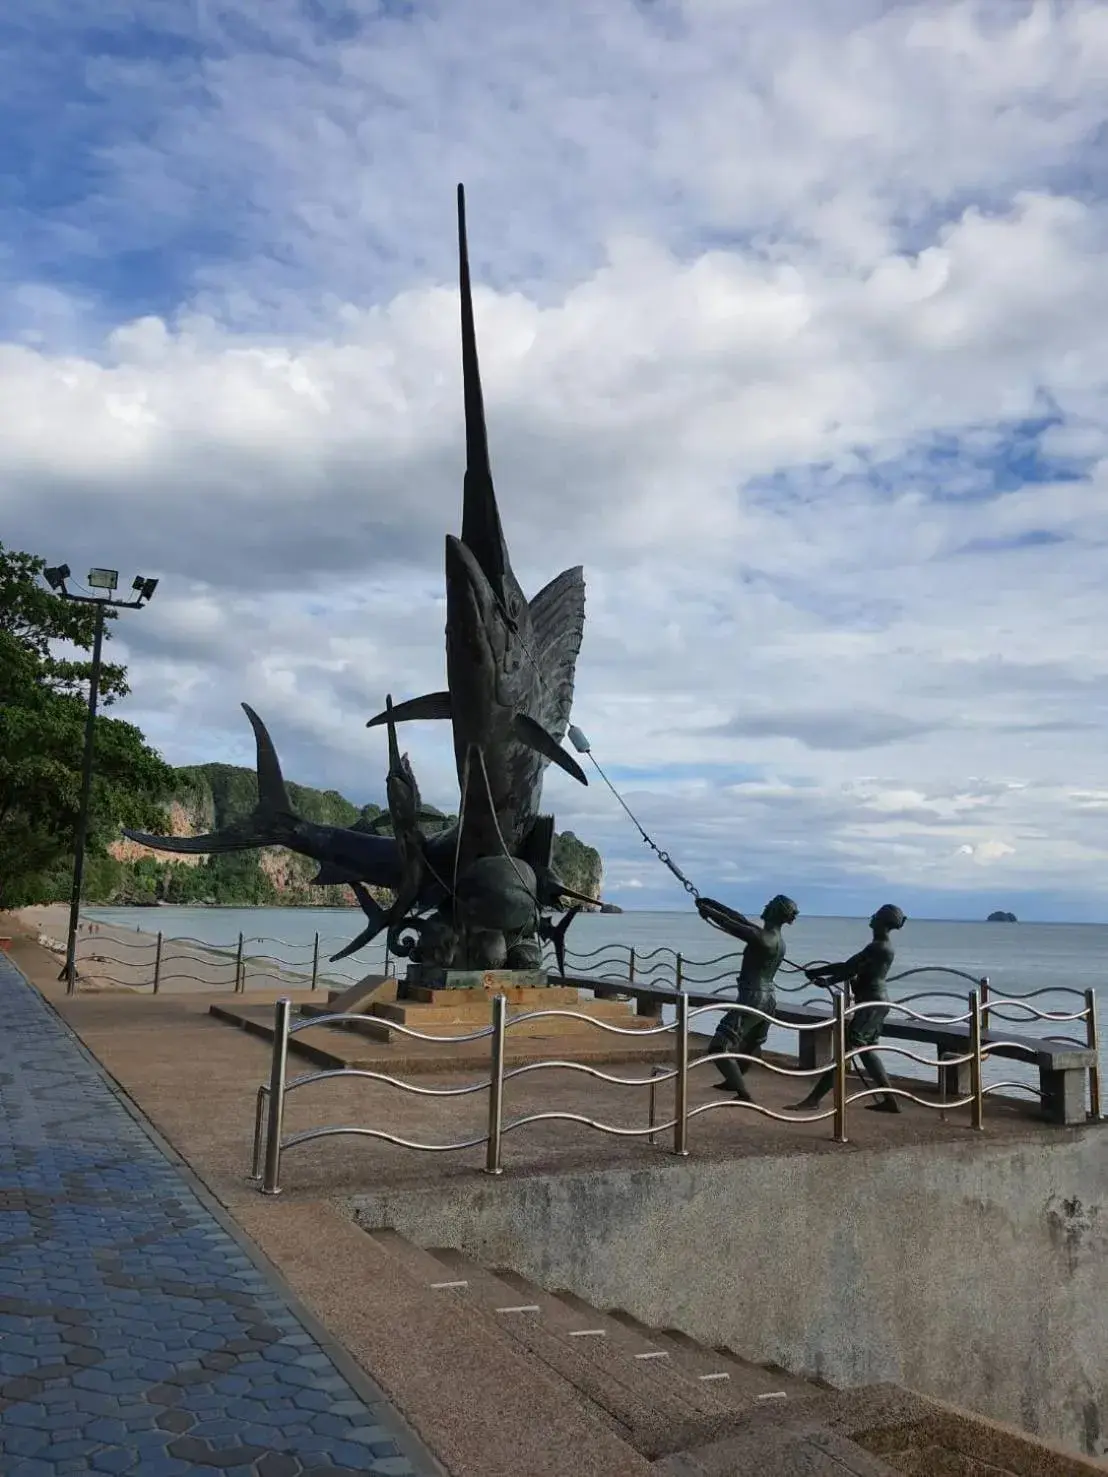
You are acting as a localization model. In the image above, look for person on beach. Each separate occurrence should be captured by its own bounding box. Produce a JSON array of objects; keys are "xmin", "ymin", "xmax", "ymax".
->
[
  {"xmin": 695, "ymin": 893, "xmax": 799, "ymax": 1102},
  {"xmin": 786, "ymin": 903, "xmax": 907, "ymax": 1115}
]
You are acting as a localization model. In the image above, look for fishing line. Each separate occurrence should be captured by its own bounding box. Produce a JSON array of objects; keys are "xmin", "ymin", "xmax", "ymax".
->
[{"xmin": 565, "ymin": 725, "xmax": 702, "ymax": 901}]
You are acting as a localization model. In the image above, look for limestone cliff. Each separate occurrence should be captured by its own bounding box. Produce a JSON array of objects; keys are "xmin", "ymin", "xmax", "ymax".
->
[{"xmin": 109, "ymin": 763, "xmax": 604, "ymax": 909}]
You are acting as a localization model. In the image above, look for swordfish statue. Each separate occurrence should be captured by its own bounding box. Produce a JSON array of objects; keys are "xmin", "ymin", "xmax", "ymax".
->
[{"xmin": 123, "ymin": 183, "xmax": 595, "ymax": 971}]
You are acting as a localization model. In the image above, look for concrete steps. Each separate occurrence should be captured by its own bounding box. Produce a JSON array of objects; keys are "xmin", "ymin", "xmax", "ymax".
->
[
  {"xmin": 603, "ymin": 1308, "xmax": 815, "ymax": 1403},
  {"xmin": 368, "ymin": 1231, "xmax": 831, "ymax": 1461},
  {"xmin": 355, "ymin": 1231, "xmax": 1106, "ymax": 1475},
  {"xmin": 370, "ymin": 1231, "xmax": 741, "ymax": 1458},
  {"xmin": 651, "ymin": 1418, "xmax": 904, "ymax": 1475}
]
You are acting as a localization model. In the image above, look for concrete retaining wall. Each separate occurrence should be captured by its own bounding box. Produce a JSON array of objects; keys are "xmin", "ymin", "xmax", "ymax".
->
[{"xmin": 351, "ymin": 1129, "xmax": 1108, "ymax": 1460}]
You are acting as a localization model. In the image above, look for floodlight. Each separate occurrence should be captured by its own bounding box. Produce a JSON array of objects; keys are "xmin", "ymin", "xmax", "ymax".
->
[
  {"xmin": 87, "ymin": 568, "xmax": 119, "ymax": 591},
  {"xmin": 134, "ymin": 576, "xmax": 159, "ymax": 602},
  {"xmin": 43, "ymin": 564, "xmax": 71, "ymax": 591},
  {"xmin": 567, "ymin": 725, "xmax": 591, "ymax": 754}
]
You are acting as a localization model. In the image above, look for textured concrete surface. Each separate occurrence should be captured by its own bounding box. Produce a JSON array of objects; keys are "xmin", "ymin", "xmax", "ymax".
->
[
  {"xmin": 351, "ymin": 1128, "xmax": 1108, "ymax": 1463},
  {"xmin": 0, "ymin": 952, "xmax": 442, "ymax": 1477}
]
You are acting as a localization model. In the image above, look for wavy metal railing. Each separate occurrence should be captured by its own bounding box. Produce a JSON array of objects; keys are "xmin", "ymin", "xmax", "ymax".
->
[
  {"xmin": 251, "ymin": 979, "xmax": 1104, "ymax": 1195},
  {"xmin": 74, "ymin": 926, "xmax": 388, "ymax": 994}
]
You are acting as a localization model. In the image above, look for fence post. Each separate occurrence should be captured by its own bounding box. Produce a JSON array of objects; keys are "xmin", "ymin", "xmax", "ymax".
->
[
  {"xmin": 249, "ymin": 1087, "xmax": 268, "ymax": 1181},
  {"xmin": 384, "ymin": 940, "xmax": 392, "ymax": 978},
  {"xmin": 833, "ymin": 990, "xmax": 848, "ymax": 1143},
  {"xmin": 234, "ymin": 932, "xmax": 245, "ymax": 994},
  {"xmin": 979, "ymin": 975, "xmax": 990, "ymax": 1033},
  {"xmin": 647, "ymin": 1066, "xmax": 662, "ymax": 1145},
  {"xmin": 675, "ymin": 952, "xmax": 684, "ymax": 992},
  {"xmin": 485, "ymin": 994, "xmax": 507, "ymax": 1175},
  {"xmin": 152, "ymin": 931, "xmax": 163, "ymax": 995},
  {"xmin": 1085, "ymin": 988, "xmax": 1101, "ymax": 1121},
  {"xmin": 261, "ymin": 999, "xmax": 291, "ymax": 1195},
  {"xmin": 673, "ymin": 992, "xmax": 690, "ymax": 1156},
  {"xmin": 969, "ymin": 990, "xmax": 984, "ymax": 1131},
  {"xmin": 628, "ymin": 946, "xmax": 636, "ymax": 984},
  {"xmin": 310, "ymin": 932, "xmax": 320, "ymax": 992}
]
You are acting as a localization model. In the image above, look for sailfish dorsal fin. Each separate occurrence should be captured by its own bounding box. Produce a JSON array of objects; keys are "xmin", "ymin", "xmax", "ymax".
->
[{"xmin": 457, "ymin": 182, "xmax": 508, "ymax": 599}]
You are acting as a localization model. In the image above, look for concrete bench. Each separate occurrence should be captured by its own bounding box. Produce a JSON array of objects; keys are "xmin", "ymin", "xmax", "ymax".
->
[
  {"xmin": 774, "ymin": 1002, "xmax": 1095, "ymax": 1127},
  {"xmin": 579, "ymin": 977, "xmax": 1094, "ymax": 1126}
]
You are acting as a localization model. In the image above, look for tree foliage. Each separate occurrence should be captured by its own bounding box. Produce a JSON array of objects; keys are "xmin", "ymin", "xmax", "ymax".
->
[{"xmin": 0, "ymin": 544, "xmax": 174, "ymax": 908}]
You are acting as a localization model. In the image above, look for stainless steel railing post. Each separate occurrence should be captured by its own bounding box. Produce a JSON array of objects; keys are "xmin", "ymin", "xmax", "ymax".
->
[
  {"xmin": 969, "ymin": 990, "xmax": 984, "ymax": 1130},
  {"xmin": 485, "ymin": 994, "xmax": 507, "ymax": 1175},
  {"xmin": 647, "ymin": 1066, "xmax": 661, "ymax": 1145},
  {"xmin": 249, "ymin": 1086, "xmax": 268, "ymax": 1180},
  {"xmin": 673, "ymin": 993, "xmax": 690, "ymax": 1156},
  {"xmin": 833, "ymin": 991, "xmax": 848, "ymax": 1143},
  {"xmin": 1086, "ymin": 987, "xmax": 1101, "ymax": 1121},
  {"xmin": 261, "ymin": 999, "xmax": 291, "ymax": 1194}
]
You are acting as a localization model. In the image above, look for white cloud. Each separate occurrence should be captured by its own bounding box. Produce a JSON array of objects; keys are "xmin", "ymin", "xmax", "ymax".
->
[{"xmin": 4, "ymin": 0, "xmax": 1108, "ymax": 916}]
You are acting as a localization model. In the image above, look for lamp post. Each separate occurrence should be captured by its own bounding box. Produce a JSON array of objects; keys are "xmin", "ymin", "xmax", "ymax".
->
[{"xmin": 42, "ymin": 565, "xmax": 159, "ymax": 995}]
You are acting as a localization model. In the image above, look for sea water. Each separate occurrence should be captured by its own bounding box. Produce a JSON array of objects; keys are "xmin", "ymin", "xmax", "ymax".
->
[{"xmin": 87, "ymin": 905, "xmax": 1105, "ymax": 1094}]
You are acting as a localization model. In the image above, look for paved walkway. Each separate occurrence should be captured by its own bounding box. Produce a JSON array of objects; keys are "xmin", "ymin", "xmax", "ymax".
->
[{"xmin": 0, "ymin": 955, "xmax": 443, "ymax": 1477}]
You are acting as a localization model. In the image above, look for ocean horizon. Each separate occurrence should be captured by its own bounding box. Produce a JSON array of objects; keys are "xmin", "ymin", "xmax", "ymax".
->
[{"xmin": 84, "ymin": 904, "xmax": 1104, "ymax": 1096}]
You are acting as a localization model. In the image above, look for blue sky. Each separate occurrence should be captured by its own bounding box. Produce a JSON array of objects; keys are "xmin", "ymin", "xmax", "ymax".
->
[{"xmin": 5, "ymin": 0, "xmax": 1108, "ymax": 919}]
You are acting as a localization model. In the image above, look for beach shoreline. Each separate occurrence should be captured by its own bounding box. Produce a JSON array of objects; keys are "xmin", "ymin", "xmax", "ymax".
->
[{"xmin": 6, "ymin": 903, "xmax": 330, "ymax": 995}]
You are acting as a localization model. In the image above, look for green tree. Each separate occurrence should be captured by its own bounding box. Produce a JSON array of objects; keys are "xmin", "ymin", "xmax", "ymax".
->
[{"xmin": 0, "ymin": 545, "xmax": 175, "ymax": 908}]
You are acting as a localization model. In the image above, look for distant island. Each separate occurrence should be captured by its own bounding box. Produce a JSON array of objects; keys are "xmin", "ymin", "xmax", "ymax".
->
[{"xmin": 986, "ymin": 911, "xmax": 1018, "ymax": 923}]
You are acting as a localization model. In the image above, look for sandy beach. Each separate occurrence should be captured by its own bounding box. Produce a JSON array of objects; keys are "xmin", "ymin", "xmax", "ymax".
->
[{"xmin": 6, "ymin": 903, "xmax": 329, "ymax": 995}]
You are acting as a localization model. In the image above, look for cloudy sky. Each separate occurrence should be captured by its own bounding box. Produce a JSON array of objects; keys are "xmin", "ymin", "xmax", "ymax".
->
[{"xmin": 4, "ymin": 0, "xmax": 1108, "ymax": 920}]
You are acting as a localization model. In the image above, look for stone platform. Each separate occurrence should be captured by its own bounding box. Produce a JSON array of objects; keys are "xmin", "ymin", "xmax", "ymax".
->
[{"xmin": 210, "ymin": 981, "xmax": 672, "ymax": 1074}]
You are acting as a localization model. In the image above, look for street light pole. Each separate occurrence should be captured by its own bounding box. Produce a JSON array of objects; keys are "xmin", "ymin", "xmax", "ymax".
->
[
  {"xmin": 63, "ymin": 602, "xmax": 105, "ymax": 994},
  {"xmin": 42, "ymin": 565, "xmax": 160, "ymax": 996}
]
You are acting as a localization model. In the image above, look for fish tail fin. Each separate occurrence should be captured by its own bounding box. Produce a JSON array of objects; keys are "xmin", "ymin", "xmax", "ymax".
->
[
  {"xmin": 122, "ymin": 703, "xmax": 299, "ymax": 856},
  {"xmin": 330, "ymin": 881, "xmax": 390, "ymax": 961}
]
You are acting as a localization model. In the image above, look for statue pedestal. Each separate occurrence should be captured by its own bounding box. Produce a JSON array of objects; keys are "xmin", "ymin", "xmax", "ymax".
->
[{"xmin": 401, "ymin": 965, "xmax": 549, "ymax": 997}]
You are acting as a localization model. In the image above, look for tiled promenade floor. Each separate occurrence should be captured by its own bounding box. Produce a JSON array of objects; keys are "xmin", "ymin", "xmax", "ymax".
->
[{"xmin": 0, "ymin": 956, "xmax": 442, "ymax": 1477}]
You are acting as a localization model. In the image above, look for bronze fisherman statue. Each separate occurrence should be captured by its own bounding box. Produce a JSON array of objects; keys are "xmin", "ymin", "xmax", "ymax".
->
[
  {"xmin": 786, "ymin": 903, "xmax": 907, "ymax": 1114},
  {"xmin": 695, "ymin": 893, "xmax": 799, "ymax": 1102}
]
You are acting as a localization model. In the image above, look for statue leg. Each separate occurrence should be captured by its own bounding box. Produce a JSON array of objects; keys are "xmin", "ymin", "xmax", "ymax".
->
[
  {"xmin": 788, "ymin": 1007, "xmax": 899, "ymax": 1114},
  {"xmin": 854, "ymin": 1007, "xmax": 899, "ymax": 1112},
  {"xmin": 705, "ymin": 1010, "xmax": 752, "ymax": 1097},
  {"xmin": 789, "ymin": 1006, "xmax": 888, "ymax": 1112}
]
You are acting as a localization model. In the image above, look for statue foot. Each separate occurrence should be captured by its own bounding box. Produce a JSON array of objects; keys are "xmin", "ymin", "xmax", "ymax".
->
[
  {"xmin": 864, "ymin": 1098, "xmax": 901, "ymax": 1114},
  {"xmin": 710, "ymin": 1081, "xmax": 734, "ymax": 1092},
  {"xmin": 784, "ymin": 1099, "xmax": 818, "ymax": 1112}
]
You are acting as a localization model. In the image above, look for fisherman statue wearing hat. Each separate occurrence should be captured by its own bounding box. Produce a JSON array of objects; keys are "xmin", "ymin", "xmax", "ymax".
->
[
  {"xmin": 695, "ymin": 893, "xmax": 800, "ymax": 1102},
  {"xmin": 786, "ymin": 903, "xmax": 907, "ymax": 1115}
]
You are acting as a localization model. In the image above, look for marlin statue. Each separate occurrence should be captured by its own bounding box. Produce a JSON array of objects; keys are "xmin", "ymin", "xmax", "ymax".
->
[
  {"xmin": 330, "ymin": 696, "xmax": 441, "ymax": 962},
  {"xmin": 123, "ymin": 184, "xmax": 596, "ymax": 965},
  {"xmin": 123, "ymin": 701, "xmax": 458, "ymax": 902},
  {"xmin": 365, "ymin": 183, "xmax": 588, "ymax": 878}
]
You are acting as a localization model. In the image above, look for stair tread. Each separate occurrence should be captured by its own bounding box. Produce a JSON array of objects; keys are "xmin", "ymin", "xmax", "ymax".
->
[
  {"xmin": 426, "ymin": 1248, "xmax": 742, "ymax": 1459},
  {"xmin": 658, "ymin": 1420, "xmax": 905, "ymax": 1476},
  {"xmin": 494, "ymin": 1273, "xmax": 672, "ymax": 1354},
  {"xmin": 608, "ymin": 1310, "xmax": 817, "ymax": 1402},
  {"xmin": 314, "ymin": 1217, "xmax": 656, "ymax": 1477}
]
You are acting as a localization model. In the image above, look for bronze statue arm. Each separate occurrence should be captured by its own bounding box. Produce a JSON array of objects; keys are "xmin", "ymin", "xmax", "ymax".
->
[
  {"xmin": 696, "ymin": 896, "xmax": 761, "ymax": 945},
  {"xmin": 807, "ymin": 946, "xmax": 869, "ymax": 986}
]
